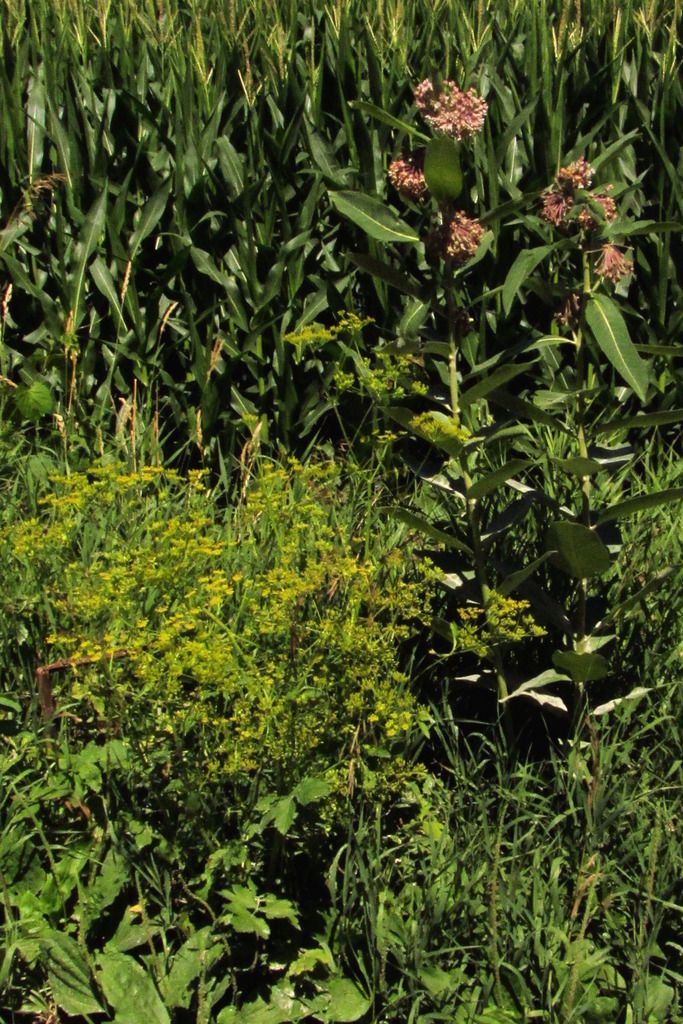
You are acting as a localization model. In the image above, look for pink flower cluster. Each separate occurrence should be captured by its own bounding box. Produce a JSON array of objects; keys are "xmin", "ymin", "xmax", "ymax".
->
[
  {"xmin": 427, "ymin": 211, "xmax": 484, "ymax": 264},
  {"xmin": 414, "ymin": 79, "xmax": 488, "ymax": 140},
  {"xmin": 541, "ymin": 158, "xmax": 618, "ymax": 234},
  {"xmin": 387, "ymin": 157, "xmax": 428, "ymax": 202},
  {"xmin": 596, "ymin": 244, "xmax": 633, "ymax": 283}
]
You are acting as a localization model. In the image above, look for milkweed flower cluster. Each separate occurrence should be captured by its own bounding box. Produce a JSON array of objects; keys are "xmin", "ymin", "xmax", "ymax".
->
[
  {"xmin": 596, "ymin": 243, "xmax": 633, "ymax": 283},
  {"xmin": 427, "ymin": 211, "xmax": 484, "ymax": 265},
  {"xmin": 541, "ymin": 157, "xmax": 618, "ymax": 234},
  {"xmin": 387, "ymin": 80, "xmax": 487, "ymax": 263},
  {"xmin": 387, "ymin": 156, "xmax": 428, "ymax": 202},
  {"xmin": 414, "ymin": 79, "xmax": 488, "ymax": 140}
]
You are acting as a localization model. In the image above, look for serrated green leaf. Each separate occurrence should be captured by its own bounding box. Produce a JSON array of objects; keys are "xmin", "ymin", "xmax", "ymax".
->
[
  {"xmin": 424, "ymin": 137, "xmax": 463, "ymax": 201},
  {"xmin": 585, "ymin": 294, "xmax": 648, "ymax": 402},
  {"xmin": 97, "ymin": 951, "xmax": 169, "ymax": 1024},
  {"xmin": 546, "ymin": 521, "xmax": 612, "ymax": 578},
  {"xmin": 323, "ymin": 977, "xmax": 371, "ymax": 1022},
  {"xmin": 43, "ymin": 932, "xmax": 103, "ymax": 1017},
  {"xmin": 329, "ymin": 191, "xmax": 419, "ymax": 244},
  {"xmin": 160, "ymin": 927, "xmax": 219, "ymax": 1009},
  {"xmin": 293, "ymin": 777, "xmax": 331, "ymax": 805},
  {"xmin": 14, "ymin": 380, "xmax": 55, "ymax": 421},
  {"xmin": 272, "ymin": 795, "xmax": 297, "ymax": 835},
  {"xmin": 229, "ymin": 910, "xmax": 270, "ymax": 939}
]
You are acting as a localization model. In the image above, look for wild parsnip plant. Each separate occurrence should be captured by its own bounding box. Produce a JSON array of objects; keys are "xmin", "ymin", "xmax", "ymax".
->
[{"xmin": 329, "ymin": 75, "xmax": 683, "ymax": 725}]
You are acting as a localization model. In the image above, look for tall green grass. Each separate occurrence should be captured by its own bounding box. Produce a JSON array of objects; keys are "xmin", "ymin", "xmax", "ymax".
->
[{"xmin": 1, "ymin": 0, "xmax": 681, "ymax": 457}]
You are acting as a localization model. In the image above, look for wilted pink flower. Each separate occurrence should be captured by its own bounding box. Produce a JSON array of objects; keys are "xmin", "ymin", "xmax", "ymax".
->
[
  {"xmin": 555, "ymin": 292, "xmax": 582, "ymax": 330},
  {"xmin": 427, "ymin": 211, "xmax": 484, "ymax": 264},
  {"xmin": 596, "ymin": 244, "xmax": 633, "ymax": 283},
  {"xmin": 388, "ymin": 156, "xmax": 428, "ymax": 202},
  {"xmin": 415, "ymin": 79, "xmax": 487, "ymax": 140},
  {"xmin": 542, "ymin": 158, "xmax": 618, "ymax": 233},
  {"xmin": 541, "ymin": 188, "xmax": 573, "ymax": 226}
]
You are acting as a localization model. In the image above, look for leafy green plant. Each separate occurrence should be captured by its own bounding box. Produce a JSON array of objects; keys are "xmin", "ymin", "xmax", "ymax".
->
[{"xmin": 328, "ymin": 75, "xmax": 683, "ymax": 729}]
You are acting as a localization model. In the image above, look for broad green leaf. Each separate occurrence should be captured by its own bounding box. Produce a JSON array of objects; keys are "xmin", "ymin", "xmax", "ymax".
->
[
  {"xmin": 216, "ymin": 137, "xmax": 245, "ymax": 197},
  {"xmin": 488, "ymin": 389, "xmax": 567, "ymax": 431},
  {"xmin": 424, "ymin": 137, "xmax": 463, "ymax": 201},
  {"xmin": 329, "ymin": 191, "xmax": 419, "ymax": 244},
  {"xmin": 190, "ymin": 248, "xmax": 249, "ymax": 331},
  {"xmin": 90, "ymin": 256, "xmax": 126, "ymax": 332},
  {"xmin": 399, "ymin": 299, "xmax": 430, "ymax": 338},
  {"xmin": 594, "ymin": 409, "xmax": 683, "ymax": 433},
  {"xmin": 502, "ymin": 246, "xmax": 553, "ymax": 315},
  {"xmin": 553, "ymin": 456, "xmax": 602, "ymax": 477},
  {"xmin": 635, "ymin": 343, "xmax": 683, "ymax": 357},
  {"xmin": 498, "ymin": 553, "xmax": 554, "ymax": 596},
  {"xmin": 553, "ymin": 651, "xmax": 609, "ymax": 683},
  {"xmin": 504, "ymin": 690, "xmax": 568, "ymax": 711},
  {"xmin": 468, "ymin": 460, "xmax": 532, "ymax": 499},
  {"xmin": 349, "ymin": 252, "xmax": 422, "ymax": 297},
  {"xmin": 293, "ymin": 777, "xmax": 331, "ymax": 805},
  {"xmin": 596, "ymin": 488, "xmax": 683, "ymax": 524},
  {"xmin": 393, "ymin": 508, "xmax": 473, "ymax": 555},
  {"xmin": 71, "ymin": 187, "xmax": 108, "ymax": 327},
  {"xmin": 306, "ymin": 127, "xmax": 347, "ymax": 185},
  {"xmin": 97, "ymin": 951, "xmax": 170, "ymax": 1024},
  {"xmin": 14, "ymin": 380, "xmax": 54, "ymax": 421},
  {"xmin": 43, "ymin": 932, "xmax": 103, "ymax": 1017},
  {"xmin": 605, "ymin": 219, "xmax": 683, "ymax": 239},
  {"xmin": 546, "ymin": 521, "xmax": 612, "ymax": 578},
  {"xmin": 500, "ymin": 670, "xmax": 571, "ymax": 700},
  {"xmin": 129, "ymin": 180, "xmax": 172, "ymax": 257},
  {"xmin": 349, "ymin": 100, "xmax": 429, "ymax": 141},
  {"xmin": 593, "ymin": 686, "xmax": 651, "ymax": 716},
  {"xmin": 106, "ymin": 910, "xmax": 158, "ymax": 954},
  {"xmin": 460, "ymin": 361, "xmax": 536, "ymax": 407},
  {"xmin": 585, "ymin": 294, "xmax": 648, "ymax": 402},
  {"xmin": 26, "ymin": 66, "xmax": 47, "ymax": 181}
]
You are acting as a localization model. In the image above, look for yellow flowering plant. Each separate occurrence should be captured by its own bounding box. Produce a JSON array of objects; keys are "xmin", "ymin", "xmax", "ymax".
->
[{"xmin": 1, "ymin": 458, "xmax": 434, "ymax": 822}]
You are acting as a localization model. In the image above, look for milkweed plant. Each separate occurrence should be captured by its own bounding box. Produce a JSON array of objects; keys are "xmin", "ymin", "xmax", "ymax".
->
[{"xmin": 322, "ymin": 75, "xmax": 683, "ymax": 732}]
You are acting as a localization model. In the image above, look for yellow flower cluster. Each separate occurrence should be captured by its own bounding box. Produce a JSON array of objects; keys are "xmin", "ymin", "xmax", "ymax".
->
[
  {"xmin": 2, "ymin": 459, "xmax": 435, "ymax": 816},
  {"xmin": 450, "ymin": 592, "xmax": 546, "ymax": 658}
]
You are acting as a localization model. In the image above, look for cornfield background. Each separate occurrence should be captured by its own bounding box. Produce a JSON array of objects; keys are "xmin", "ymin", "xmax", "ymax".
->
[{"xmin": 1, "ymin": 0, "xmax": 681, "ymax": 458}]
